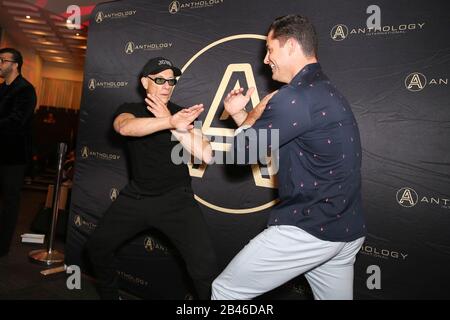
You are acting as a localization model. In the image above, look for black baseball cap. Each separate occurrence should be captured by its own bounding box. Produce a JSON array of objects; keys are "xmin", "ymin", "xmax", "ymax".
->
[{"xmin": 141, "ymin": 57, "xmax": 182, "ymax": 77}]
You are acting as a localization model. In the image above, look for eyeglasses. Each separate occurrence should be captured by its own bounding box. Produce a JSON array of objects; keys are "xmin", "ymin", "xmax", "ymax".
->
[
  {"xmin": 0, "ymin": 58, "xmax": 16, "ymax": 64},
  {"xmin": 147, "ymin": 76, "xmax": 177, "ymax": 86}
]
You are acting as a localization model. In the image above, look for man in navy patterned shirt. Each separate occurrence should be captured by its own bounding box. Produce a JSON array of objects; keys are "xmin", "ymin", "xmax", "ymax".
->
[{"xmin": 212, "ymin": 14, "xmax": 366, "ymax": 300}]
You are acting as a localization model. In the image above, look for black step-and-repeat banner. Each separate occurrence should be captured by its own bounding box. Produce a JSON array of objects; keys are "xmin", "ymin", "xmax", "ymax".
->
[{"xmin": 66, "ymin": 0, "xmax": 450, "ymax": 299}]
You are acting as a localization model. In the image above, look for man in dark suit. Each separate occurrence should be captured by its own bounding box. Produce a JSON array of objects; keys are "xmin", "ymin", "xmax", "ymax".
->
[{"xmin": 0, "ymin": 48, "xmax": 37, "ymax": 257}]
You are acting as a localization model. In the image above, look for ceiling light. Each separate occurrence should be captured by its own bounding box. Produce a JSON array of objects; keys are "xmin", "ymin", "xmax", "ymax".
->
[{"xmin": 26, "ymin": 15, "xmax": 31, "ymax": 19}]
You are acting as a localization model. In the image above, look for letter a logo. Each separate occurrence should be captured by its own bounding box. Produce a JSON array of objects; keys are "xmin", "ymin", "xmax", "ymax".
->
[
  {"xmin": 95, "ymin": 12, "xmax": 104, "ymax": 23},
  {"xmin": 331, "ymin": 24, "xmax": 348, "ymax": 41},
  {"xmin": 125, "ymin": 42, "xmax": 135, "ymax": 54},
  {"xmin": 191, "ymin": 63, "xmax": 276, "ymax": 189},
  {"xmin": 396, "ymin": 187, "xmax": 418, "ymax": 207},
  {"xmin": 405, "ymin": 72, "xmax": 427, "ymax": 92},
  {"xmin": 144, "ymin": 237, "xmax": 155, "ymax": 252},
  {"xmin": 110, "ymin": 188, "xmax": 119, "ymax": 201},
  {"xmin": 169, "ymin": 1, "xmax": 180, "ymax": 14},
  {"xmin": 88, "ymin": 79, "xmax": 96, "ymax": 91},
  {"xmin": 81, "ymin": 146, "xmax": 89, "ymax": 158},
  {"xmin": 74, "ymin": 215, "xmax": 82, "ymax": 227}
]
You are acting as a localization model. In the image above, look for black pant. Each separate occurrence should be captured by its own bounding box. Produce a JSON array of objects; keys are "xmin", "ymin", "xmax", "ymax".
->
[
  {"xmin": 0, "ymin": 164, "xmax": 27, "ymax": 255},
  {"xmin": 85, "ymin": 185, "xmax": 219, "ymax": 299}
]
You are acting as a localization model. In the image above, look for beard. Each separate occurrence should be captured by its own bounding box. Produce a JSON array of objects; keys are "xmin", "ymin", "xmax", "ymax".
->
[{"xmin": 0, "ymin": 65, "xmax": 12, "ymax": 78}]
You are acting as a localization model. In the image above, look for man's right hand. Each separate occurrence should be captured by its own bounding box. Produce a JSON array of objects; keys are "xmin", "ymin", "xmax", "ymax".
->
[{"xmin": 170, "ymin": 104, "xmax": 204, "ymax": 131}]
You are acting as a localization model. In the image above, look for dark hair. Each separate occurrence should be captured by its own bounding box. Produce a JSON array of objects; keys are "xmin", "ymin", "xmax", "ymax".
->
[
  {"xmin": 269, "ymin": 15, "xmax": 318, "ymax": 58},
  {"xmin": 0, "ymin": 47, "xmax": 23, "ymax": 73}
]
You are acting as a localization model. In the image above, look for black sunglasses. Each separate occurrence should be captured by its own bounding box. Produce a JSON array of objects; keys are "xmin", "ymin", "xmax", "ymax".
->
[{"xmin": 147, "ymin": 76, "xmax": 177, "ymax": 86}]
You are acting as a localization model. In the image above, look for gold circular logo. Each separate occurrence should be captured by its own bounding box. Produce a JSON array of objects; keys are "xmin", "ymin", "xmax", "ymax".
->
[
  {"xmin": 88, "ymin": 79, "xmax": 96, "ymax": 91},
  {"xmin": 144, "ymin": 236, "xmax": 154, "ymax": 252},
  {"xmin": 125, "ymin": 41, "xmax": 134, "ymax": 54},
  {"xmin": 110, "ymin": 188, "xmax": 119, "ymax": 201},
  {"xmin": 330, "ymin": 24, "xmax": 349, "ymax": 41},
  {"xmin": 169, "ymin": 1, "xmax": 180, "ymax": 14},
  {"xmin": 74, "ymin": 215, "xmax": 82, "ymax": 227},
  {"xmin": 405, "ymin": 72, "xmax": 427, "ymax": 92},
  {"xmin": 95, "ymin": 12, "xmax": 104, "ymax": 23},
  {"xmin": 396, "ymin": 187, "xmax": 418, "ymax": 207},
  {"xmin": 81, "ymin": 146, "xmax": 89, "ymax": 158},
  {"xmin": 180, "ymin": 34, "xmax": 279, "ymax": 214}
]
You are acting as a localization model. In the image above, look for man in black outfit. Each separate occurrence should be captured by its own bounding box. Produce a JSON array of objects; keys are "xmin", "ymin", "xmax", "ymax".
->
[
  {"xmin": 0, "ymin": 48, "xmax": 37, "ymax": 257},
  {"xmin": 85, "ymin": 57, "xmax": 219, "ymax": 299}
]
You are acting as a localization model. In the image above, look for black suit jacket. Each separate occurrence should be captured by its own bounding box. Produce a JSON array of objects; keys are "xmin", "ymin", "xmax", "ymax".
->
[{"xmin": 0, "ymin": 75, "xmax": 37, "ymax": 165}]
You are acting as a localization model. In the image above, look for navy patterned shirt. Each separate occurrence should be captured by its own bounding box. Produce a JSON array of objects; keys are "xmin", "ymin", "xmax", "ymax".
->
[{"xmin": 234, "ymin": 63, "xmax": 366, "ymax": 242}]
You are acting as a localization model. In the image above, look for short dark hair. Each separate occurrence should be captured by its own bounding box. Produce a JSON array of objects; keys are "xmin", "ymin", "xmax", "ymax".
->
[
  {"xmin": 269, "ymin": 15, "xmax": 318, "ymax": 58},
  {"xmin": 0, "ymin": 47, "xmax": 23, "ymax": 73}
]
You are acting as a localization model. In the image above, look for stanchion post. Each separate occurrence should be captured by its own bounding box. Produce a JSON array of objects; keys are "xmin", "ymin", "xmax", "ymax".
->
[{"xmin": 29, "ymin": 142, "xmax": 67, "ymax": 266}]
